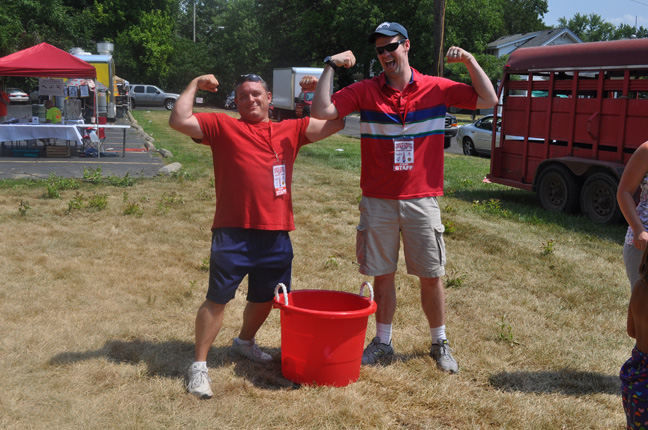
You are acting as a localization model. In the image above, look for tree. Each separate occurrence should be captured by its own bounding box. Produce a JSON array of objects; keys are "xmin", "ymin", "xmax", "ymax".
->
[
  {"xmin": 0, "ymin": 0, "xmax": 78, "ymax": 56},
  {"xmin": 445, "ymin": 0, "xmax": 505, "ymax": 54},
  {"xmin": 116, "ymin": 10, "xmax": 176, "ymax": 85},
  {"xmin": 501, "ymin": 0, "xmax": 548, "ymax": 35},
  {"xmin": 557, "ymin": 13, "xmax": 616, "ymax": 42},
  {"xmin": 613, "ymin": 24, "xmax": 648, "ymax": 40}
]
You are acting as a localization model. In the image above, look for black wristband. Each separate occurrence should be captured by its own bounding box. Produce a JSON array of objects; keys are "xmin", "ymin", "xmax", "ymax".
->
[{"xmin": 324, "ymin": 56, "xmax": 338, "ymax": 71}]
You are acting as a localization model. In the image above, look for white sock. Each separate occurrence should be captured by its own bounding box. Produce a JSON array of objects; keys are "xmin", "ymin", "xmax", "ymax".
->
[
  {"xmin": 193, "ymin": 361, "xmax": 207, "ymax": 371},
  {"xmin": 430, "ymin": 325, "xmax": 446, "ymax": 344},
  {"xmin": 376, "ymin": 322, "xmax": 392, "ymax": 345}
]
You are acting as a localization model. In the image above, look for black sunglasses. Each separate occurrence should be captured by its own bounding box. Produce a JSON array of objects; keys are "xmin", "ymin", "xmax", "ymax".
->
[
  {"xmin": 235, "ymin": 74, "xmax": 264, "ymax": 85},
  {"xmin": 374, "ymin": 38, "xmax": 407, "ymax": 55}
]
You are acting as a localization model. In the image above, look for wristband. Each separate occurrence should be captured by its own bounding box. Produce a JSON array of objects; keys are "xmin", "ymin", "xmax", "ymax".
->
[{"xmin": 324, "ymin": 56, "xmax": 338, "ymax": 71}]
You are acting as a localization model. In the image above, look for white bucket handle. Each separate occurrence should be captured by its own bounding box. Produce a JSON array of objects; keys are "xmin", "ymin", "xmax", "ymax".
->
[
  {"xmin": 360, "ymin": 281, "xmax": 374, "ymax": 302},
  {"xmin": 274, "ymin": 283, "xmax": 289, "ymax": 306}
]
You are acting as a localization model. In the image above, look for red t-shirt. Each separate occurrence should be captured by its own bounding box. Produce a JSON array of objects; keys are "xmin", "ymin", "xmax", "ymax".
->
[
  {"xmin": 331, "ymin": 69, "xmax": 477, "ymax": 199},
  {"xmin": 194, "ymin": 113, "xmax": 311, "ymax": 231}
]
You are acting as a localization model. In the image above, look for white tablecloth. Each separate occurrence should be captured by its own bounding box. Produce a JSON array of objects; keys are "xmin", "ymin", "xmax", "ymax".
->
[{"xmin": 0, "ymin": 124, "xmax": 84, "ymax": 146}]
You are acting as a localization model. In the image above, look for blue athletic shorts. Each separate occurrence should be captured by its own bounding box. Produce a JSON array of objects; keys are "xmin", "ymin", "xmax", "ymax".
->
[{"xmin": 207, "ymin": 227, "xmax": 293, "ymax": 304}]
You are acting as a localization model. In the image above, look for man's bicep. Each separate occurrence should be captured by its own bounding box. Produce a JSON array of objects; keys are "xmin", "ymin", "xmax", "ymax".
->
[
  {"xmin": 305, "ymin": 117, "xmax": 345, "ymax": 142},
  {"xmin": 170, "ymin": 114, "xmax": 204, "ymax": 140}
]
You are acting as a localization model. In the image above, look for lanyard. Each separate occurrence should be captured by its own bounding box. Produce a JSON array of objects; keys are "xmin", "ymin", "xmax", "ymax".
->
[{"xmin": 397, "ymin": 95, "xmax": 410, "ymax": 127}]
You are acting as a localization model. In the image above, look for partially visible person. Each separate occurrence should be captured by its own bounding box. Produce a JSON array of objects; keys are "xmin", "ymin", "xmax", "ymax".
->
[
  {"xmin": 312, "ymin": 22, "xmax": 497, "ymax": 373},
  {"xmin": 169, "ymin": 73, "xmax": 343, "ymax": 399},
  {"xmin": 0, "ymin": 89, "xmax": 10, "ymax": 123},
  {"xmin": 44, "ymin": 100, "xmax": 62, "ymax": 124},
  {"xmin": 618, "ymin": 141, "xmax": 648, "ymax": 291},
  {"xmin": 620, "ymin": 244, "xmax": 648, "ymax": 429}
]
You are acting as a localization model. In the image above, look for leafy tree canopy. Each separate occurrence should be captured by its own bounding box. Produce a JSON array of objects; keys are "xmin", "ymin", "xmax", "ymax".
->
[{"xmin": 0, "ymin": 0, "xmax": 645, "ymax": 102}]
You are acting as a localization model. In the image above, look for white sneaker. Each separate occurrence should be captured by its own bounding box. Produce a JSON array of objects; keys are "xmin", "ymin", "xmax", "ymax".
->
[
  {"xmin": 430, "ymin": 339, "xmax": 459, "ymax": 373},
  {"xmin": 186, "ymin": 363, "xmax": 213, "ymax": 399},
  {"xmin": 228, "ymin": 337, "xmax": 272, "ymax": 364}
]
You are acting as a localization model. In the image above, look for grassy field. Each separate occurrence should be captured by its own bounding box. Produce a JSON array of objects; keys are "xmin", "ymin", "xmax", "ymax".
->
[{"xmin": 0, "ymin": 108, "xmax": 633, "ymax": 429}]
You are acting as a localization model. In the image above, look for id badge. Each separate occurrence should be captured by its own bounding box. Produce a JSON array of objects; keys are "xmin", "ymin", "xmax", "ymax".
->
[
  {"xmin": 273, "ymin": 162, "xmax": 287, "ymax": 196},
  {"xmin": 393, "ymin": 137, "xmax": 414, "ymax": 171}
]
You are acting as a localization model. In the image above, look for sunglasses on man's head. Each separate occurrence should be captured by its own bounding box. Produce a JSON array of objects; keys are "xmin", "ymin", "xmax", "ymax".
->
[
  {"xmin": 374, "ymin": 38, "xmax": 407, "ymax": 55},
  {"xmin": 235, "ymin": 74, "xmax": 264, "ymax": 85}
]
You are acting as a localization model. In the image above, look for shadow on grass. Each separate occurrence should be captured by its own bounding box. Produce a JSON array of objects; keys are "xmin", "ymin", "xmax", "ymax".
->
[
  {"xmin": 488, "ymin": 369, "xmax": 620, "ymax": 395},
  {"xmin": 48, "ymin": 339, "xmax": 297, "ymax": 391}
]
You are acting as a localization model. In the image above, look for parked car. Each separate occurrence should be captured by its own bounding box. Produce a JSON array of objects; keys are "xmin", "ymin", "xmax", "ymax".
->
[
  {"xmin": 6, "ymin": 88, "xmax": 29, "ymax": 104},
  {"xmin": 128, "ymin": 84, "xmax": 179, "ymax": 110},
  {"xmin": 457, "ymin": 114, "xmax": 500, "ymax": 156},
  {"xmin": 444, "ymin": 113, "xmax": 458, "ymax": 149}
]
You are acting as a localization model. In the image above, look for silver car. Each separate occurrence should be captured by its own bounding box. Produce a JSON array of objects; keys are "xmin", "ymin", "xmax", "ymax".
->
[
  {"xmin": 6, "ymin": 88, "xmax": 29, "ymax": 104},
  {"xmin": 457, "ymin": 114, "xmax": 500, "ymax": 157},
  {"xmin": 128, "ymin": 84, "xmax": 179, "ymax": 110}
]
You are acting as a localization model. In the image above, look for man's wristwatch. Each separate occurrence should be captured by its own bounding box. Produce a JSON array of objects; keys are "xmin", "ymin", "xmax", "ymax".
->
[{"xmin": 324, "ymin": 56, "xmax": 338, "ymax": 71}]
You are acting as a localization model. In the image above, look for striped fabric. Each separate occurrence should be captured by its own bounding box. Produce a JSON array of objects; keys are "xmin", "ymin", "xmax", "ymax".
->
[
  {"xmin": 360, "ymin": 106, "xmax": 446, "ymax": 140},
  {"xmin": 332, "ymin": 69, "xmax": 477, "ymax": 199}
]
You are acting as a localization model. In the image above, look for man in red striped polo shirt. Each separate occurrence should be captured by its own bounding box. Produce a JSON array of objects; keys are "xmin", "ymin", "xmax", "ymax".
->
[{"xmin": 312, "ymin": 22, "xmax": 497, "ymax": 373}]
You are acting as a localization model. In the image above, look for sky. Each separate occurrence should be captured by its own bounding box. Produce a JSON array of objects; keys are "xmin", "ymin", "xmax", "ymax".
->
[{"xmin": 544, "ymin": 0, "xmax": 648, "ymax": 28}]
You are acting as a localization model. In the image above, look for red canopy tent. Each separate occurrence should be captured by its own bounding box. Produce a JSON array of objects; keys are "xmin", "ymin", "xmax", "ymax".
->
[
  {"xmin": 0, "ymin": 42, "xmax": 99, "ymax": 126},
  {"xmin": 0, "ymin": 42, "xmax": 96, "ymax": 78}
]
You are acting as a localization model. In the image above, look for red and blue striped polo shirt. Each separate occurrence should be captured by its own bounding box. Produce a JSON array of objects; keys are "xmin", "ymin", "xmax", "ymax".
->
[{"xmin": 332, "ymin": 68, "xmax": 477, "ymax": 199}]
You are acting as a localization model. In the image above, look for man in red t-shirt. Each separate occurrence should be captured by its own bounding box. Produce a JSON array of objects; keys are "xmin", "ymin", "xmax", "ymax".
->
[
  {"xmin": 0, "ymin": 90, "xmax": 10, "ymax": 123},
  {"xmin": 170, "ymin": 73, "xmax": 343, "ymax": 399},
  {"xmin": 313, "ymin": 22, "xmax": 498, "ymax": 373}
]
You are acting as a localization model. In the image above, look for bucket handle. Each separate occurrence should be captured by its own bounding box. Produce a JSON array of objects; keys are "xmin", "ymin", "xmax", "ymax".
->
[
  {"xmin": 274, "ymin": 283, "xmax": 289, "ymax": 306},
  {"xmin": 360, "ymin": 281, "xmax": 374, "ymax": 302}
]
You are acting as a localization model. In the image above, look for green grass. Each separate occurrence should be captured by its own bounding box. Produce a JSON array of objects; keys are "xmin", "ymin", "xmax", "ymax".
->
[
  {"xmin": 299, "ymin": 134, "xmax": 361, "ymax": 172},
  {"xmin": 131, "ymin": 109, "xmax": 216, "ymax": 178}
]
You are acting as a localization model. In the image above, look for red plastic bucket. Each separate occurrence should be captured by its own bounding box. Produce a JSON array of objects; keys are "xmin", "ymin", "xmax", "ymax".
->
[{"xmin": 273, "ymin": 282, "xmax": 377, "ymax": 387}]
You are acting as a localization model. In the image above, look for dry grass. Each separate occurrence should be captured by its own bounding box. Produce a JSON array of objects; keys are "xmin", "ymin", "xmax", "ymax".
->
[{"xmin": 0, "ymin": 110, "xmax": 631, "ymax": 429}]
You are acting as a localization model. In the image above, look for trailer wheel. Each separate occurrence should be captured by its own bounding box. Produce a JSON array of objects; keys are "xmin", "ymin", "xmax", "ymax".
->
[
  {"xmin": 462, "ymin": 137, "xmax": 477, "ymax": 156},
  {"xmin": 537, "ymin": 164, "xmax": 581, "ymax": 214},
  {"xmin": 580, "ymin": 172, "xmax": 623, "ymax": 224}
]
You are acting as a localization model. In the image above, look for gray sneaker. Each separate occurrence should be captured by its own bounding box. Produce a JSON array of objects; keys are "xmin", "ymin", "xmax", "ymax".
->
[
  {"xmin": 430, "ymin": 339, "xmax": 458, "ymax": 373},
  {"xmin": 228, "ymin": 337, "xmax": 272, "ymax": 364},
  {"xmin": 186, "ymin": 363, "xmax": 213, "ymax": 399},
  {"xmin": 361, "ymin": 337, "xmax": 394, "ymax": 365}
]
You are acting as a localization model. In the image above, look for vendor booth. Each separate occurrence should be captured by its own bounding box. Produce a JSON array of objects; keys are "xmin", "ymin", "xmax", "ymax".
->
[{"xmin": 0, "ymin": 43, "xmax": 127, "ymax": 158}]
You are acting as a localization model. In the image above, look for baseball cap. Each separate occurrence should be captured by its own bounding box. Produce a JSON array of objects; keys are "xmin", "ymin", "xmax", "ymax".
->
[{"xmin": 368, "ymin": 22, "xmax": 409, "ymax": 43}]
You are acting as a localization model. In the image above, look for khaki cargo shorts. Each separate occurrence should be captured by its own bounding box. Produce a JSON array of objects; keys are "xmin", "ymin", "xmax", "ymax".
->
[{"xmin": 356, "ymin": 196, "xmax": 446, "ymax": 278}]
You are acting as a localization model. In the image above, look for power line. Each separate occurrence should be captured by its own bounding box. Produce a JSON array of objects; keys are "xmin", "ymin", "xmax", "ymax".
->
[{"xmin": 630, "ymin": 0, "xmax": 648, "ymax": 7}]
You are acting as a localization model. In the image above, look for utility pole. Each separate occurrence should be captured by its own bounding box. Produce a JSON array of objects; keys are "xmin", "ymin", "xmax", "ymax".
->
[
  {"xmin": 193, "ymin": 1, "xmax": 196, "ymax": 43},
  {"xmin": 432, "ymin": 0, "xmax": 446, "ymax": 77}
]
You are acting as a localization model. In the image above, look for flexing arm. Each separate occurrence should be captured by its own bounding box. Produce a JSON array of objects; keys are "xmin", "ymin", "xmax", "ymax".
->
[
  {"xmin": 312, "ymin": 51, "xmax": 356, "ymax": 120},
  {"xmin": 446, "ymin": 47, "xmax": 497, "ymax": 109},
  {"xmin": 169, "ymin": 74, "xmax": 219, "ymax": 139},
  {"xmin": 305, "ymin": 117, "xmax": 345, "ymax": 142},
  {"xmin": 618, "ymin": 141, "xmax": 648, "ymax": 250},
  {"xmin": 300, "ymin": 75, "xmax": 346, "ymax": 140}
]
